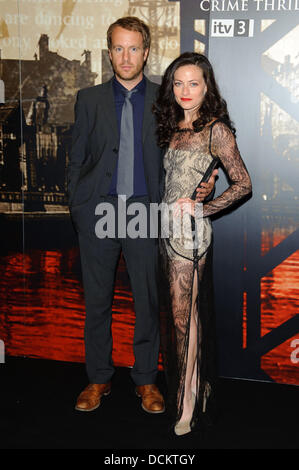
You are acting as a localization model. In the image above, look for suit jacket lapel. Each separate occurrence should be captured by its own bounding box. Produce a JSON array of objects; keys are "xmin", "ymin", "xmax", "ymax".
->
[
  {"xmin": 99, "ymin": 78, "xmax": 119, "ymax": 142},
  {"xmin": 142, "ymin": 77, "xmax": 156, "ymax": 143}
]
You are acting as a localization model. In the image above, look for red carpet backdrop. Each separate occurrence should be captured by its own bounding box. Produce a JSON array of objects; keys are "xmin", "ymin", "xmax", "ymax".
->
[{"xmin": 0, "ymin": 0, "xmax": 298, "ymax": 385}]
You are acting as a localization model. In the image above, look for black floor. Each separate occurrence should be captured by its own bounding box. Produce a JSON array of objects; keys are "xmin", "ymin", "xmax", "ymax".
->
[{"xmin": 0, "ymin": 356, "xmax": 298, "ymax": 451}]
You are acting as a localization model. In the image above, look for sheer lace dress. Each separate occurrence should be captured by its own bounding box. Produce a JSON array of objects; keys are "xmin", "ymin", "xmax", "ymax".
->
[{"xmin": 159, "ymin": 120, "xmax": 252, "ymax": 430}]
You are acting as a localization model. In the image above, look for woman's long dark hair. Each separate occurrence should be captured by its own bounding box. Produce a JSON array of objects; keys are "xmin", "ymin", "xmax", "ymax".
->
[{"xmin": 153, "ymin": 52, "xmax": 235, "ymax": 147}]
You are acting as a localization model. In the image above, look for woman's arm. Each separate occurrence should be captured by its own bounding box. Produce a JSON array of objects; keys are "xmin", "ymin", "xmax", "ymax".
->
[{"xmin": 202, "ymin": 121, "xmax": 252, "ymax": 217}]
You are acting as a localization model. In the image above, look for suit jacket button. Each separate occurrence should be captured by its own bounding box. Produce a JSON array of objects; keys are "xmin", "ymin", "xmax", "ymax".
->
[
  {"xmin": 113, "ymin": 148, "xmax": 118, "ymax": 153},
  {"xmin": 106, "ymin": 171, "xmax": 112, "ymax": 177}
]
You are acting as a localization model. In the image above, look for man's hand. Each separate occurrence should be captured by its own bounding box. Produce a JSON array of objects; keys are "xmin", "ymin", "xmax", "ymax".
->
[
  {"xmin": 195, "ymin": 169, "xmax": 218, "ymax": 202},
  {"xmin": 173, "ymin": 169, "xmax": 219, "ymax": 218}
]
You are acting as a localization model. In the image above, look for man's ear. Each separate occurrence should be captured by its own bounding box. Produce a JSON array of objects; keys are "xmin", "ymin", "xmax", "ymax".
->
[{"xmin": 143, "ymin": 48, "xmax": 149, "ymax": 62}]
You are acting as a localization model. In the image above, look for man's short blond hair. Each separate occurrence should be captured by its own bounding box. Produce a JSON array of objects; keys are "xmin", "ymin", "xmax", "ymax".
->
[{"xmin": 107, "ymin": 16, "xmax": 151, "ymax": 51}]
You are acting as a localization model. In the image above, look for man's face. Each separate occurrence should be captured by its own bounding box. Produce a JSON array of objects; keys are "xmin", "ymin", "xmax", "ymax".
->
[{"xmin": 108, "ymin": 26, "xmax": 149, "ymax": 85}]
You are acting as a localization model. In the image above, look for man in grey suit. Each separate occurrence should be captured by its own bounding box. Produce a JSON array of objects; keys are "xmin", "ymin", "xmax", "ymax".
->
[{"xmin": 67, "ymin": 16, "xmax": 214, "ymax": 414}]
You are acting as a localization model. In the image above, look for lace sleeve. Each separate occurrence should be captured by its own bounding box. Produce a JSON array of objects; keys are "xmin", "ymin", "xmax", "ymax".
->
[{"xmin": 203, "ymin": 121, "xmax": 252, "ymax": 217}]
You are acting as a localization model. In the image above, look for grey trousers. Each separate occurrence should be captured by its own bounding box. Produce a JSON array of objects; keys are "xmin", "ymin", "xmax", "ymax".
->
[{"xmin": 73, "ymin": 195, "xmax": 160, "ymax": 385}]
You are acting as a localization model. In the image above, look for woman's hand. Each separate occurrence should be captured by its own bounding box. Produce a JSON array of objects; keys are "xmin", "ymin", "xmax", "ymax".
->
[{"xmin": 195, "ymin": 169, "xmax": 218, "ymax": 202}]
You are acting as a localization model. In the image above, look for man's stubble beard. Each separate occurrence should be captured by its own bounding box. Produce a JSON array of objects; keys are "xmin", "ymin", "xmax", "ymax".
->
[{"xmin": 113, "ymin": 63, "xmax": 145, "ymax": 83}]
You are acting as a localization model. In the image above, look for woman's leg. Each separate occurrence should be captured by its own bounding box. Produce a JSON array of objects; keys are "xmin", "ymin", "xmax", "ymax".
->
[{"xmin": 168, "ymin": 255, "xmax": 206, "ymax": 425}]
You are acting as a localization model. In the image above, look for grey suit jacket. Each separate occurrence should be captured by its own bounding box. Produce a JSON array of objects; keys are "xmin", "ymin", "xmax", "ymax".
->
[{"xmin": 67, "ymin": 76, "xmax": 164, "ymax": 209}]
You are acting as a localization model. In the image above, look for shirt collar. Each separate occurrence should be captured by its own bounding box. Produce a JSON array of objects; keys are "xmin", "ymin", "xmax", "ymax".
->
[{"xmin": 113, "ymin": 74, "xmax": 146, "ymax": 97}]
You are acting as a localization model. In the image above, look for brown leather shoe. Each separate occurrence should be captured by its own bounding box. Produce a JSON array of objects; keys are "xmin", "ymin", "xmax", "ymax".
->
[
  {"xmin": 136, "ymin": 384, "xmax": 165, "ymax": 414},
  {"xmin": 75, "ymin": 383, "xmax": 111, "ymax": 412}
]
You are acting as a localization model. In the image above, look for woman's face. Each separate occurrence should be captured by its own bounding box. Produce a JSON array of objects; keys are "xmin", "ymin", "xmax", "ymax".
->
[{"xmin": 173, "ymin": 64, "xmax": 207, "ymax": 114}]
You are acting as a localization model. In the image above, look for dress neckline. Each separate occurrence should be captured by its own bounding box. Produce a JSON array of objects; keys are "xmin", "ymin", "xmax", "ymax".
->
[{"xmin": 176, "ymin": 127, "xmax": 194, "ymax": 132}]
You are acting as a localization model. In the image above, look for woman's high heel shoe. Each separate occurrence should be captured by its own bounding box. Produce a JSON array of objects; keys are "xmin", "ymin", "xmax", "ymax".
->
[
  {"xmin": 202, "ymin": 382, "xmax": 211, "ymax": 413},
  {"xmin": 174, "ymin": 393, "xmax": 196, "ymax": 436}
]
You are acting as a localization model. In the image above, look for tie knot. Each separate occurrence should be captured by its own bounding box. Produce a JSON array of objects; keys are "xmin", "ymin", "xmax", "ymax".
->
[{"xmin": 124, "ymin": 89, "xmax": 137, "ymax": 100}]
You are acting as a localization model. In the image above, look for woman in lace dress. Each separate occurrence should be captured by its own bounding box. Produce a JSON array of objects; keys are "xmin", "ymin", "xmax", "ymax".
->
[{"xmin": 153, "ymin": 52, "xmax": 252, "ymax": 436}]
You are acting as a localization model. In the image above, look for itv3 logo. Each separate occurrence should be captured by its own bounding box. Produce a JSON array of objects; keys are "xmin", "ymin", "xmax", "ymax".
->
[{"xmin": 211, "ymin": 19, "xmax": 254, "ymax": 37}]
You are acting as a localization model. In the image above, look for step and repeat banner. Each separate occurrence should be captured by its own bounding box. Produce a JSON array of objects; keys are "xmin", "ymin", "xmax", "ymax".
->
[{"xmin": 0, "ymin": 0, "xmax": 298, "ymax": 385}]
